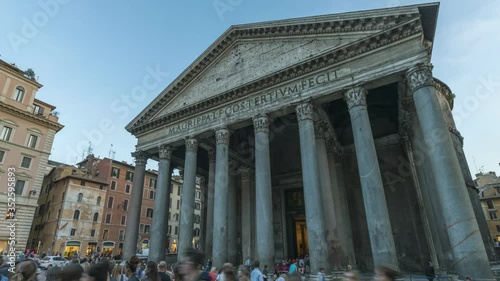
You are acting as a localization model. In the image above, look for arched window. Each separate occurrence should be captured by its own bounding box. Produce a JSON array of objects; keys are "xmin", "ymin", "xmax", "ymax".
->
[
  {"xmin": 13, "ymin": 86, "xmax": 25, "ymax": 102},
  {"xmin": 93, "ymin": 213, "xmax": 99, "ymax": 222},
  {"xmin": 77, "ymin": 193, "xmax": 83, "ymax": 202},
  {"xmin": 96, "ymin": 196, "xmax": 101, "ymax": 205},
  {"xmin": 73, "ymin": 210, "xmax": 80, "ymax": 220}
]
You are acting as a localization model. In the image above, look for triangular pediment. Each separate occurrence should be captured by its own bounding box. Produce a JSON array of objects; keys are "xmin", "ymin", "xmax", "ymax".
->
[
  {"xmin": 155, "ymin": 34, "xmax": 372, "ymax": 117},
  {"xmin": 127, "ymin": 3, "xmax": 439, "ymax": 134}
]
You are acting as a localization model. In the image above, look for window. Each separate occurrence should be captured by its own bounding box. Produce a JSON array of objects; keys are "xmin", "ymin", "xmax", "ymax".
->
[
  {"xmin": 121, "ymin": 216, "xmax": 126, "ymax": 225},
  {"xmin": 103, "ymin": 229, "xmax": 109, "ymax": 240},
  {"xmin": 91, "ymin": 229, "xmax": 96, "ymax": 237},
  {"xmin": 93, "ymin": 213, "xmax": 99, "ymax": 222},
  {"xmin": 73, "ymin": 210, "xmax": 80, "ymax": 220},
  {"xmin": 174, "ymin": 213, "xmax": 179, "ymax": 222},
  {"xmin": 107, "ymin": 197, "xmax": 114, "ymax": 208},
  {"xmin": 139, "ymin": 224, "xmax": 144, "ymax": 233},
  {"xmin": 169, "ymin": 198, "xmax": 172, "ymax": 208},
  {"xmin": 27, "ymin": 134, "xmax": 38, "ymax": 148},
  {"xmin": 15, "ymin": 180, "xmax": 25, "ymax": 195},
  {"xmin": 77, "ymin": 193, "xmax": 83, "ymax": 202},
  {"xmin": 0, "ymin": 150, "xmax": 5, "ymax": 163},
  {"xmin": 126, "ymin": 171, "xmax": 134, "ymax": 182},
  {"xmin": 168, "ymin": 225, "xmax": 172, "ymax": 234},
  {"xmin": 33, "ymin": 104, "xmax": 44, "ymax": 115},
  {"xmin": 497, "ymin": 188, "xmax": 500, "ymax": 195},
  {"xmin": 170, "ymin": 184, "xmax": 174, "ymax": 193},
  {"xmin": 122, "ymin": 200, "xmax": 128, "ymax": 211},
  {"xmin": 119, "ymin": 230, "xmax": 124, "ymax": 241},
  {"xmin": 146, "ymin": 208, "xmax": 153, "ymax": 218},
  {"xmin": 105, "ymin": 214, "xmax": 111, "ymax": 224},
  {"xmin": 13, "ymin": 86, "xmax": 25, "ymax": 102},
  {"xmin": 150, "ymin": 178, "xmax": 157, "ymax": 189},
  {"xmin": 70, "ymin": 228, "xmax": 76, "ymax": 236},
  {"xmin": 96, "ymin": 196, "xmax": 101, "ymax": 205},
  {"xmin": 194, "ymin": 228, "xmax": 200, "ymax": 237},
  {"xmin": 111, "ymin": 167, "xmax": 120, "ymax": 178},
  {"xmin": 80, "ymin": 180, "xmax": 85, "ymax": 186},
  {"xmin": 174, "ymin": 226, "xmax": 178, "ymax": 235},
  {"xmin": 149, "ymin": 190, "xmax": 154, "ymax": 200},
  {"xmin": 176, "ymin": 200, "xmax": 180, "ymax": 210},
  {"xmin": 178, "ymin": 186, "xmax": 182, "ymax": 195},
  {"xmin": 0, "ymin": 126, "xmax": 13, "ymax": 141},
  {"xmin": 145, "ymin": 225, "xmax": 150, "ymax": 233},
  {"xmin": 490, "ymin": 211, "xmax": 498, "ymax": 220},
  {"xmin": 110, "ymin": 181, "xmax": 116, "ymax": 191},
  {"xmin": 125, "ymin": 184, "xmax": 131, "ymax": 193},
  {"xmin": 20, "ymin": 156, "xmax": 32, "ymax": 169},
  {"xmin": 488, "ymin": 200, "xmax": 495, "ymax": 209}
]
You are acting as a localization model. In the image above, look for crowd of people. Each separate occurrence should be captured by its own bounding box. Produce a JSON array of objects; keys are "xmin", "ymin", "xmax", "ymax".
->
[{"xmin": 0, "ymin": 248, "xmax": 476, "ymax": 281}]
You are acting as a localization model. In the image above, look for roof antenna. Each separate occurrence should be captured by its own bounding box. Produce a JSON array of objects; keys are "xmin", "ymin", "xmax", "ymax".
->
[{"xmin": 108, "ymin": 144, "xmax": 116, "ymax": 160}]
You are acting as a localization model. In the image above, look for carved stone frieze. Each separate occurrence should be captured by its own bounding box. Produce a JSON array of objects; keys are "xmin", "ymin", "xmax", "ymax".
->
[
  {"xmin": 344, "ymin": 87, "xmax": 367, "ymax": 110},
  {"xmin": 215, "ymin": 128, "xmax": 231, "ymax": 145},
  {"xmin": 253, "ymin": 114, "xmax": 270, "ymax": 134},
  {"xmin": 405, "ymin": 63, "xmax": 434, "ymax": 93},
  {"xmin": 158, "ymin": 144, "xmax": 173, "ymax": 160},
  {"xmin": 185, "ymin": 138, "xmax": 198, "ymax": 152},
  {"xmin": 129, "ymin": 16, "xmax": 423, "ymax": 135},
  {"xmin": 131, "ymin": 150, "xmax": 148, "ymax": 166},
  {"xmin": 295, "ymin": 102, "xmax": 314, "ymax": 121}
]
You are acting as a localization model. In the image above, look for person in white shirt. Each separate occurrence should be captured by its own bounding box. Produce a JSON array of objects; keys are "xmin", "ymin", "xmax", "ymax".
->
[{"xmin": 250, "ymin": 261, "xmax": 263, "ymax": 281}]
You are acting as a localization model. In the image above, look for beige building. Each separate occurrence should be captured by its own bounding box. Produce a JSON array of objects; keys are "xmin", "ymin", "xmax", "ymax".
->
[
  {"xmin": 477, "ymin": 171, "xmax": 500, "ymax": 242},
  {"xmin": 0, "ymin": 59, "xmax": 63, "ymax": 253},
  {"xmin": 28, "ymin": 164, "xmax": 107, "ymax": 257},
  {"xmin": 167, "ymin": 175, "xmax": 203, "ymax": 253}
]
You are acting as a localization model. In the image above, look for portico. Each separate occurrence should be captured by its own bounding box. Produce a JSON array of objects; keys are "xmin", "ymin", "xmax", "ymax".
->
[{"xmin": 125, "ymin": 3, "xmax": 493, "ymax": 280}]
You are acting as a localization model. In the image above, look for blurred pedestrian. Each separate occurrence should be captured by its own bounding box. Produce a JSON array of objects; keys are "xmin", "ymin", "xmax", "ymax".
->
[
  {"xmin": 125, "ymin": 260, "xmax": 140, "ymax": 281},
  {"xmin": 11, "ymin": 260, "xmax": 37, "ymax": 281},
  {"xmin": 424, "ymin": 261, "xmax": 435, "ymax": 281},
  {"xmin": 250, "ymin": 261, "xmax": 263, "ymax": 281},
  {"xmin": 222, "ymin": 263, "xmax": 235, "ymax": 281},
  {"xmin": 342, "ymin": 270, "xmax": 360, "ymax": 281},
  {"xmin": 46, "ymin": 265, "xmax": 61, "ymax": 281},
  {"xmin": 158, "ymin": 261, "xmax": 172, "ymax": 281},
  {"xmin": 111, "ymin": 263, "xmax": 128, "ymax": 281},
  {"xmin": 60, "ymin": 263, "xmax": 84, "ymax": 281},
  {"xmin": 180, "ymin": 249, "xmax": 210, "ymax": 281},
  {"xmin": 238, "ymin": 265, "xmax": 250, "ymax": 281},
  {"xmin": 144, "ymin": 261, "xmax": 160, "ymax": 281},
  {"xmin": 374, "ymin": 265, "xmax": 400, "ymax": 281},
  {"xmin": 83, "ymin": 262, "xmax": 110, "ymax": 281}
]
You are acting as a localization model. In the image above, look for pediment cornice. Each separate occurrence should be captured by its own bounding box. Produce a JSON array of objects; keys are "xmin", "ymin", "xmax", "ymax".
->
[
  {"xmin": 129, "ymin": 16, "xmax": 423, "ymax": 136},
  {"xmin": 126, "ymin": 8, "xmax": 428, "ymax": 134}
]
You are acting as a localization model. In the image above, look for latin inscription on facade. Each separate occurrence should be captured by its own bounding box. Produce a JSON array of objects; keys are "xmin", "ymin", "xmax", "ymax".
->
[{"xmin": 165, "ymin": 68, "xmax": 340, "ymax": 136}]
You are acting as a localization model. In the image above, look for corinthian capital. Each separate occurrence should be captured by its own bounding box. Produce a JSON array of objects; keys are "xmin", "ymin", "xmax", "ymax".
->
[
  {"xmin": 405, "ymin": 63, "xmax": 434, "ymax": 93},
  {"xmin": 253, "ymin": 114, "xmax": 270, "ymax": 134},
  {"xmin": 215, "ymin": 128, "xmax": 231, "ymax": 145},
  {"xmin": 344, "ymin": 87, "xmax": 367, "ymax": 110},
  {"xmin": 295, "ymin": 102, "xmax": 314, "ymax": 121},
  {"xmin": 131, "ymin": 150, "xmax": 148, "ymax": 166},
  {"xmin": 158, "ymin": 144, "xmax": 173, "ymax": 160},
  {"xmin": 185, "ymin": 138, "xmax": 198, "ymax": 152}
]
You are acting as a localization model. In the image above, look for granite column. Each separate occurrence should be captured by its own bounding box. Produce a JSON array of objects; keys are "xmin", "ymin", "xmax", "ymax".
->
[
  {"xmin": 149, "ymin": 144, "xmax": 173, "ymax": 262},
  {"xmin": 406, "ymin": 64, "xmax": 493, "ymax": 279},
  {"xmin": 123, "ymin": 150, "xmax": 148, "ymax": 261},
  {"xmin": 178, "ymin": 138, "xmax": 198, "ymax": 261},
  {"xmin": 344, "ymin": 87, "xmax": 398, "ymax": 267}
]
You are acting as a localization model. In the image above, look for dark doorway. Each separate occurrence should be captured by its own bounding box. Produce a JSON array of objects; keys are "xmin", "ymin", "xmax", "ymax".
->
[{"xmin": 285, "ymin": 189, "xmax": 308, "ymax": 259}]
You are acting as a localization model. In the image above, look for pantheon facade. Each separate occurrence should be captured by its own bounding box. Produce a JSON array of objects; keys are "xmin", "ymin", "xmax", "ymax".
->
[{"xmin": 125, "ymin": 3, "xmax": 494, "ymax": 280}]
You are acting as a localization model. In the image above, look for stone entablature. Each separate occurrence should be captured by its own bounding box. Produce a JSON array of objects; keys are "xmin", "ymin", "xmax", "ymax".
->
[{"xmin": 127, "ymin": 12, "xmax": 424, "ymax": 137}]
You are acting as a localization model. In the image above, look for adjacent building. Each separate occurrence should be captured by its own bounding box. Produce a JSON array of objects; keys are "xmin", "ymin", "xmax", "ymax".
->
[
  {"xmin": 477, "ymin": 171, "xmax": 500, "ymax": 242},
  {"xmin": 28, "ymin": 164, "xmax": 107, "ymax": 256},
  {"xmin": 0, "ymin": 59, "xmax": 63, "ymax": 252}
]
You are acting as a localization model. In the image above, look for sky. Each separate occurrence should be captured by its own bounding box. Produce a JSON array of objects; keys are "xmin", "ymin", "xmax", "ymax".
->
[{"xmin": 1, "ymin": 0, "xmax": 499, "ymax": 177}]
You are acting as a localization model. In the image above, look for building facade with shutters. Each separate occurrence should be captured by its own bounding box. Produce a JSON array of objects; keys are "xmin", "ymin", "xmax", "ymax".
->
[
  {"xmin": 28, "ymin": 164, "xmax": 107, "ymax": 257},
  {"xmin": 477, "ymin": 171, "xmax": 500, "ymax": 242},
  {"xmin": 0, "ymin": 59, "xmax": 63, "ymax": 253}
]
